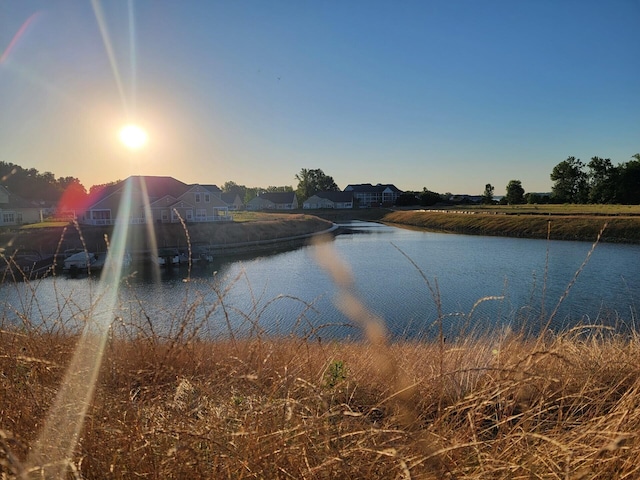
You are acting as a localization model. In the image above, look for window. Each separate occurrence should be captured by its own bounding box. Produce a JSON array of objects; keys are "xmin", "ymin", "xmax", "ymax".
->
[
  {"xmin": 205, "ymin": 193, "xmax": 210, "ymax": 203},
  {"xmin": 3, "ymin": 212, "xmax": 15, "ymax": 223},
  {"xmin": 186, "ymin": 209, "xmax": 193, "ymax": 221},
  {"xmin": 195, "ymin": 193, "xmax": 201, "ymax": 203},
  {"xmin": 162, "ymin": 210, "xmax": 169, "ymax": 221}
]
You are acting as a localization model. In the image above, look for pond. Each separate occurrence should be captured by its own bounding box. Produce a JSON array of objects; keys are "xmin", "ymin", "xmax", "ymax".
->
[{"xmin": 2, "ymin": 221, "xmax": 639, "ymax": 340}]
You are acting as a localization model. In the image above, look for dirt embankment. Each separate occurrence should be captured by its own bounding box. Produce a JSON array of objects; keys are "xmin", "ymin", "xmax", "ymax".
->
[
  {"xmin": 381, "ymin": 210, "xmax": 640, "ymax": 243},
  {"xmin": 0, "ymin": 214, "xmax": 335, "ymax": 255}
]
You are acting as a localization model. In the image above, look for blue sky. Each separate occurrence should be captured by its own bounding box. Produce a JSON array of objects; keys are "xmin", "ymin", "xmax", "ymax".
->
[{"xmin": 1, "ymin": 1, "xmax": 638, "ymax": 195}]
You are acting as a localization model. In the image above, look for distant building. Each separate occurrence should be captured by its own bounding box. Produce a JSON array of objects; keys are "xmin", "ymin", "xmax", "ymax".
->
[
  {"xmin": 343, "ymin": 183, "xmax": 403, "ymax": 207},
  {"xmin": 448, "ymin": 194, "xmax": 482, "ymax": 205},
  {"xmin": 303, "ymin": 191, "xmax": 354, "ymax": 209},
  {"xmin": 221, "ymin": 192, "xmax": 244, "ymax": 211},
  {"xmin": 246, "ymin": 192, "xmax": 298, "ymax": 210},
  {"xmin": 80, "ymin": 176, "xmax": 232, "ymax": 225},
  {"xmin": 0, "ymin": 185, "xmax": 42, "ymax": 226}
]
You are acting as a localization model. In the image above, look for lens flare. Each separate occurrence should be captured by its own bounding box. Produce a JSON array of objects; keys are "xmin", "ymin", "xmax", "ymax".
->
[
  {"xmin": 119, "ymin": 124, "xmax": 148, "ymax": 149},
  {"xmin": 0, "ymin": 11, "xmax": 41, "ymax": 65}
]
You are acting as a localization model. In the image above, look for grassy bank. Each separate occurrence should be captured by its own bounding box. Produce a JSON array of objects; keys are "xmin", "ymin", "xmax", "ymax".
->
[
  {"xmin": 381, "ymin": 209, "xmax": 640, "ymax": 243},
  {"xmin": 0, "ymin": 214, "xmax": 333, "ymax": 254},
  {"xmin": 2, "ymin": 326, "xmax": 640, "ymax": 478}
]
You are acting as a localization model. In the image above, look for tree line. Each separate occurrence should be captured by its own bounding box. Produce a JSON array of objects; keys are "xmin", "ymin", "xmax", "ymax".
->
[
  {"xmin": 3, "ymin": 154, "xmax": 639, "ymax": 208},
  {"xmin": 0, "ymin": 162, "xmax": 86, "ymax": 203},
  {"xmin": 221, "ymin": 168, "xmax": 339, "ymax": 205},
  {"xmin": 479, "ymin": 153, "xmax": 640, "ymax": 206}
]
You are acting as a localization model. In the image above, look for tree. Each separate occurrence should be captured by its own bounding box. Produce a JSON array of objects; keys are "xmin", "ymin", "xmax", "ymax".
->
[
  {"xmin": 294, "ymin": 168, "xmax": 338, "ymax": 201},
  {"xmin": 617, "ymin": 155, "xmax": 640, "ymax": 204},
  {"xmin": 395, "ymin": 192, "xmax": 420, "ymax": 206},
  {"xmin": 266, "ymin": 185, "xmax": 294, "ymax": 193},
  {"xmin": 504, "ymin": 180, "xmax": 525, "ymax": 205},
  {"xmin": 550, "ymin": 156, "xmax": 588, "ymax": 203},
  {"xmin": 419, "ymin": 188, "xmax": 442, "ymax": 206},
  {"xmin": 587, "ymin": 157, "xmax": 618, "ymax": 204},
  {"xmin": 89, "ymin": 180, "xmax": 120, "ymax": 196},
  {"xmin": 481, "ymin": 184, "xmax": 494, "ymax": 205}
]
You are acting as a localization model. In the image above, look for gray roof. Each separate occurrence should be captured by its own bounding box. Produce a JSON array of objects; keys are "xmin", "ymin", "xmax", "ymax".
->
[
  {"xmin": 313, "ymin": 191, "xmax": 353, "ymax": 202},
  {"xmin": 344, "ymin": 183, "xmax": 402, "ymax": 193},
  {"xmin": 257, "ymin": 192, "xmax": 296, "ymax": 204},
  {"xmin": 200, "ymin": 184, "xmax": 222, "ymax": 193},
  {"xmin": 221, "ymin": 193, "xmax": 241, "ymax": 204}
]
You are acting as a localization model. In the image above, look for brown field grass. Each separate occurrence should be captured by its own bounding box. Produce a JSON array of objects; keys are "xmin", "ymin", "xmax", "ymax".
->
[
  {"xmin": 382, "ymin": 209, "xmax": 640, "ymax": 243},
  {"xmin": 0, "ymin": 214, "xmax": 333, "ymax": 254},
  {"xmin": 461, "ymin": 204, "xmax": 640, "ymax": 216},
  {"xmin": 2, "ymin": 325, "xmax": 640, "ymax": 478}
]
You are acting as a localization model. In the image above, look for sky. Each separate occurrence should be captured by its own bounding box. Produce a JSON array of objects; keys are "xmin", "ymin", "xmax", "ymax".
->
[{"xmin": 1, "ymin": 1, "xmax": 638, "ymax": 196}]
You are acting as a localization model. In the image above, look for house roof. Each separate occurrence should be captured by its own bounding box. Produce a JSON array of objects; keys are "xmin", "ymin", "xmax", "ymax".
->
[
  {"xmin": 257, "ymin": 192, "xmax": 297, "ymax": 204},
  {"xmin": 221, "ymin": 193, "xmax": 241, "ymax": 204},
  {"xmin": 87, "ymin": 176, "xmax": 190, "ymax": 208},
  {"xmin": 344, "ymin": 183, "xmax": 402, "ymax": 193},
  {"xmin": 313, "ymin": 191, "xmax": 354, "ymax": 202},
  {"xmin": 200, "ymin": 184, "xmax": 222, "ymax": 193},
  {"xmin": 0, "ymin": 186, "xmax": 39, "ymax": 208}
]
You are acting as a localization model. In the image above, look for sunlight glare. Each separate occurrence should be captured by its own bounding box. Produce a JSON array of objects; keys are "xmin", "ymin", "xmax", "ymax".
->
[{"xmin": 119, "ymin": 123, "xmax": 148, "ymax": 149}]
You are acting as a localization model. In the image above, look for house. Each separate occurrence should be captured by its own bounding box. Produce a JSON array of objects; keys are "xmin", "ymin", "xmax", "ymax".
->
[
  {"xmin": 221, "ymin": 192, "xmax": 244, "ymax": 211},
  {"xmin": 246, "ymin": 192, "xmax": 298, "ymax": 210},
  {"xmin": 0, "ymin": 185, "xmax": 42, "ymax": 226},
  {"xmin": 80, "ymin": 176, "xmax": 232, "ymax": 225},
  {"xmin": 343, "ymin": 183, "xmax": 403, "ymax": 207},
  {"xmin": 303, "ymin": 191, "xmax": 354, "ymax": 209},
  {"xmin": 448, "ymin": 194, "xmax": 482, "ymax": 205}
]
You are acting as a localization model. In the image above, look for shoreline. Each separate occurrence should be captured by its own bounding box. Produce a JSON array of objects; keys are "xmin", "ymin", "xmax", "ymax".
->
[
  {"xmin": 3, "ymin": 208, "xmax": 640, "ymax": 262},
  {"xmin": 377, "ymin": 209, "xmax": 640, "ymax": 244}
]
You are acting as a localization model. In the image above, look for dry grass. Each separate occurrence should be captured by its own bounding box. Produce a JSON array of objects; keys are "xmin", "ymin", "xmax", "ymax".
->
[
  {"xmin": 383, "ymin": 210, "xmax": 640, "ymax": 243},
  {"xmin": 2, "ymin": 327, "xmax": 640, "ymax": 478},
  {"xmin": 0, "ymin": 214, "xmax": 333, "ymax": 254}
]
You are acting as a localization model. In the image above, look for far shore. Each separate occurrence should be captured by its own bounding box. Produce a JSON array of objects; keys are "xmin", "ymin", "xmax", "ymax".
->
[
  {"xmin": 2, "ymin": 205, "xmax": 640, "ymax": 258},
  {"xmin": 313, "ymin": 206, "xmax": 640, "ymax": 244}
]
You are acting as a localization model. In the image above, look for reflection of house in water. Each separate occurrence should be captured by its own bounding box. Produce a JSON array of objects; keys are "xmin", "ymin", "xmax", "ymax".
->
[{"xmin": 80, "ymin": 176, "xmax": 233, "ymax": 226}]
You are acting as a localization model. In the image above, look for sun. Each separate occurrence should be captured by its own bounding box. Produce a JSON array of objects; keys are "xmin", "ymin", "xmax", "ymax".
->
[{"xmin": 118, "ymin": 124, "xmax": 148, "ymax": 150}]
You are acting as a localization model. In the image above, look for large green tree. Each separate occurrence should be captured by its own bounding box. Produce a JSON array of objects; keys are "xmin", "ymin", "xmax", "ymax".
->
[
  {"xmin": 550, "ymin": 157, "xmax": 588, "ymax": 203},
  {"xmin": 587, "ymin": 157, "xmax": 618, "ymax": 204},
  {"xmin": 616, "ymin": 154, "xmax": 640, "ymax": 204},
  {"xmin": 504, "ymin": 180, "xmax": 525, "ymax": 204},
  {"xmin": 294, "ymin": 168, "xmax": 338, "ymax": 201},
  {"xmin": 0, "ymin": 161, "xmax": 85, "ymax": 202}
]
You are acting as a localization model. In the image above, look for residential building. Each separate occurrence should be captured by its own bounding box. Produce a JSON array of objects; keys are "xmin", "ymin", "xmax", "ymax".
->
[
  {"xmin": 80, "ymin": 176, "xmax": 232, "ymax": 225},
  {"xmin": 303, "ymin": 191, "xmax": 354, "ymax": 209},
  {"xmin": 343, "ymin": 183, "xmax": 403, "ymax": 207},
  {"xmin": 221, "ymin": 192, "xmax": 244, "ymax": 211},
  {"xmin": 246, "ymin": 192, "xmax": 298, "ymax": 210},
  {"xmin": 0, "ymin": 185, "xmax": 42, "ymax": 226}
]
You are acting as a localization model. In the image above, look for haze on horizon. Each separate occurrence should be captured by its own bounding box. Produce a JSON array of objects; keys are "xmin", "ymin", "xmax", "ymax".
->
[{"xmin": 1, "ymin": 1, "xmax": 638, "ymax": 196}]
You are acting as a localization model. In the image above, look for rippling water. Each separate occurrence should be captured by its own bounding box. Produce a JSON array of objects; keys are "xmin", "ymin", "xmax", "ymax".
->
[{"xmin": 2, "ymin": 221, "xmax": 640, "ymax": 340}]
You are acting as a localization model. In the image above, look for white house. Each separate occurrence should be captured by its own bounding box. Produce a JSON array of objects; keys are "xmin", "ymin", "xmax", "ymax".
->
[
  {"xmin": 343, "ymin": 183, "xmax": 403, "ymax": 207},
  {"xmin": 0, "ymin": 186, "xmax": 42, "ymax": 226},
  {"xmin": 80, "ymin": 176, "xmax": 231, "ymax": 225},
  {"xmin": 303, "ymin": 191, "xmax": 354, "ymax": 209},
  {"xmin": 247, "ymin": 192, "xmax": 298, "ymax": 210}
]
